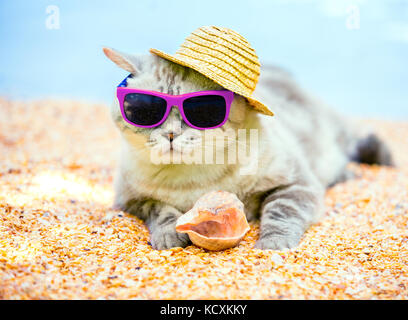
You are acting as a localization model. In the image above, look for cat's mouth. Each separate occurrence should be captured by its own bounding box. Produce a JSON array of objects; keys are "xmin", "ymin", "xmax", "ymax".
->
[{"xmin": 161, "ymin": 142, "xmax": 182, "ymax": 155}]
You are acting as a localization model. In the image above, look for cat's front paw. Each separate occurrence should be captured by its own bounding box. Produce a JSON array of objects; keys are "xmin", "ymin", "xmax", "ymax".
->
[
  {"xmin": 254, "ymin": 234, "xmax": 300, "ymax": 250},
  {"xmin": 150, "ymin": 229, "xmax": 191, "ymax": 250}
]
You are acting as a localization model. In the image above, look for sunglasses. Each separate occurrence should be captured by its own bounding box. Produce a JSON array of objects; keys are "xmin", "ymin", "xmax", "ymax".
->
[{"xmin": 116, "ymin": 75, "xmax": 234, "ymax": 130}]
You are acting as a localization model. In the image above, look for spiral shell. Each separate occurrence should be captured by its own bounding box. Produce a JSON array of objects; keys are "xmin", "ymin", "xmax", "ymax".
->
[{"xmin": 176, "ymin": 191, "xmax": 250, "ymax": 251}]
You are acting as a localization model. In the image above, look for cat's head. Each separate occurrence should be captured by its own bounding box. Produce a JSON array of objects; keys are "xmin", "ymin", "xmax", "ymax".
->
[{"xmin": 103, "ymin": 47, "xmax": 258, "ymax": 165}]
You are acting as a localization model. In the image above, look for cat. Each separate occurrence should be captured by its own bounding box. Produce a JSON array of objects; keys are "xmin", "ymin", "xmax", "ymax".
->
[{"xmin": 103, "ymin": 47, "xmax": 394, "ymax": 250}]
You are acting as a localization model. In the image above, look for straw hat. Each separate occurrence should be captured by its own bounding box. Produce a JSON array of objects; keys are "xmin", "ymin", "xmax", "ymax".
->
[{"xmin": 150, "ymin": 26, "xmax": 274, "ymax": 116}]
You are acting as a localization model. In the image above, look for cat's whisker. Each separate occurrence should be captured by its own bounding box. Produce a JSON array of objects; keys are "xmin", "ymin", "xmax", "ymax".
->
[{"xmin": 201, "ymin": 138, "xmax": 249, "ymax": 151}]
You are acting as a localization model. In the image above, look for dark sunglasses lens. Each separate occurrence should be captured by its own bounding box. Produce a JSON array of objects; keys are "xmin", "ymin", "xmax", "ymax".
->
[
  {"xmin": 123, "ymin": 93, "xmax": 167, "ymax": 126},
  {"xmin": 183, "ymin": 95, "xmax": 226, "ymax": 128}
]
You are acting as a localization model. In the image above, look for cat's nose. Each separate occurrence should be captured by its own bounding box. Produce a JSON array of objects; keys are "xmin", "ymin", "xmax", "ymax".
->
[
  {"xmin": 162, "ymin": 131, "xmax": 178, "ymax": 142},
  {"xmin": 168, "ymin": 132, "xmax": 174, "ymax": 143}
]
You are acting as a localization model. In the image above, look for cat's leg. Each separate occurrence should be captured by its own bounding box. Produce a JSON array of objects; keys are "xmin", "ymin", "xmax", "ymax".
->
[
  {"xmin": 121, "ymin": 199, "xmax": 191, "ymax": 250},
  {"xmin": 112, "ymin": 171, "xmax": 190, "ymax": 249},
  {"xmin": 144, "ymin": 202, "xmax": 191, "ymax": 250},
  {"xmin": 255, "ymin": 179, "xmax": 324, "ymax": 250},
  {"xmin": 327, "ymin": 168, "xmax": 355, "ymax": 188}
]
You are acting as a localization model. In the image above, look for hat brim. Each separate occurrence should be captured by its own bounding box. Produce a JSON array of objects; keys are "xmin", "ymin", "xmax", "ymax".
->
[{"xmin": 150, "ymin": 48, "xmax": 274, "ymax": 116}]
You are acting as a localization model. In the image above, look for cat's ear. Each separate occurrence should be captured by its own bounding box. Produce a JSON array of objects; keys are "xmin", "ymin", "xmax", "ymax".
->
[{"xmin": 102, "ymin": 47, "xmax": 141, "ymax": 74}]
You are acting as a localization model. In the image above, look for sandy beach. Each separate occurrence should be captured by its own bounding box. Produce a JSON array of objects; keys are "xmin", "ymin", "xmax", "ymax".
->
[{"xmin": 0, "ymin": 98, "xmax": 407, "ymax": 299}]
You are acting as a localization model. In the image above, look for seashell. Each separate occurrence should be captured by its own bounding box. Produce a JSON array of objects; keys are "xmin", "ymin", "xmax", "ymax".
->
[{"xmin": 176, "ymin": 191, "xmax": 250, "ymax": 251}]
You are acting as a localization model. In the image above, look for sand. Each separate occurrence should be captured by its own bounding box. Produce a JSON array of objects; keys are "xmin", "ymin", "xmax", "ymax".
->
[{"xmin": 0, "ymin": 98, "xmax": 407, "ymax": 299}]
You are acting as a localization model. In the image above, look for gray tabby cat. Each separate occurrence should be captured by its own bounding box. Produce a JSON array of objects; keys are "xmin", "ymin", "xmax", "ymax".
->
[{"xmin": 103, "ymin": 47, "xmax": 393, "ymax": 250}]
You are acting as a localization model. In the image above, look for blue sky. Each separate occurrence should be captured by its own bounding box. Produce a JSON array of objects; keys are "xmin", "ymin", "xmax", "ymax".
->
[{"xmin": 0, "ymin": 0, "xmax": 407, "ymax": 118}]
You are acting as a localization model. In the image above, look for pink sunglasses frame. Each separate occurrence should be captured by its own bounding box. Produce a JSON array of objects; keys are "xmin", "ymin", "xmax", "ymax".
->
[{"xmin": 116, "ymin": 75, "xmax": 234, "ymax": 130}]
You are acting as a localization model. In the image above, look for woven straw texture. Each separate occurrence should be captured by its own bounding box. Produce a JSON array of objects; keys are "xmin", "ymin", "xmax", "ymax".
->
[{"xmin": 150, "ymin": 26, "xmax": 274, "ymax": 116}]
